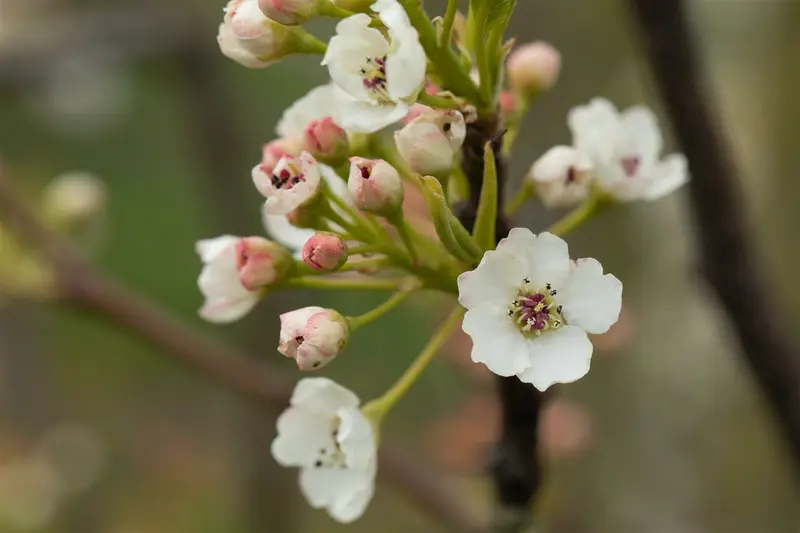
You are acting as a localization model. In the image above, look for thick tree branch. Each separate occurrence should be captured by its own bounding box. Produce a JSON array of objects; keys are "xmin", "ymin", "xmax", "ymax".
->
[
  {"xmin": 0, "ymin": 173, "xmax": 485, "ymax": 533},
  {"xmin": 628, "ymin": 0, "xmax": 800, "ymax": 468}
]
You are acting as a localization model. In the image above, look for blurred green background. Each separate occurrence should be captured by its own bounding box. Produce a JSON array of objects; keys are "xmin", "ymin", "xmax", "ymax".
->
[{"xmin": 0, "ymin": 0, "xmax": 799, "ymax": 531}]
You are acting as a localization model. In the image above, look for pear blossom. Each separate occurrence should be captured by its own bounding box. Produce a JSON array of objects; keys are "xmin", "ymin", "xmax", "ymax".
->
[
  {"xmin": 218, "ymin": 0, "xmax": 295, "ymax": 68},
  {"xmin": 196, "ymin": 235, "xmax": 260, "ymax": 323},
  {"xmin": 271, "ymin": 378, "xmax": 376, "ymax": 522},
  {"xmin": 253, "ymin": 152, "xmax": 322, "ymax": 215},
  {"xmin": 347, "ymin": 157, "xmax": 403, "ymax": 215},
  {"xmin": 302, "ymin": 232, "xmax": 348, "ymax": 272},
  {"xmin": 527, "ymin": 146, "xmax": 594, "ymax": 209},
  {"xmin": 507, "ymin": 41, "xmax": 562, "ymax": 94},
  {"xmin": 322, "ymin": 0, "xmax": 426, "ymax": 132},
  {"xmin": 259, "ymin": 0, "xmax": 320, "ymax": 25},
  {"xmin": 394, "ymin": 109, "xmax": 466, "ymax": 176},
  {"xmin": 568, "ymin": 98, "xmax": 688, "ymax": 202},
  {"xmin": 458, "ymin": 229, "xmax": 622, "ymax": 391},
  {"xmin": 278, "ymin": 307, "xmax": 350, "ymax": 370},
  {"xmin": 262, "ymin": 165, "xmax": 350, "ymax": 255},
  {"xmin": 303, "ymin": 117, "xmax": 349, "ymax": 163},
  {"xmin": 235, "ymin": 236, "xmax": 293, "ymax": 290},
  {"xmin": 276, "ymin": 83, "xmax": 353, "ymax": 139},
  {"xmin": 261, "ymin": 138, "xmax": 302, "ymax": 175}
]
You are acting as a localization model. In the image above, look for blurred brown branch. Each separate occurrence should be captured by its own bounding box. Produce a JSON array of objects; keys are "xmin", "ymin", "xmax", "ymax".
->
[
  {"xmin": 0, "ymin": 173, "xmax": 485, "ymax": 533},
  {"xmin": 629, "ymin": 0, "xmax": 800, "ymax": 470}
]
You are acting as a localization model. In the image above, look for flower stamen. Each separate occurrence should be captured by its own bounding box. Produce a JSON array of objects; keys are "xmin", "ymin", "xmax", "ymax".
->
[
  {"xmin": 359, "ymin": 55, "xmax": 390, "ymax": 102},
  {"xmin": 508, "ymin": 278, "xmax": 565, "ymax": 336}
]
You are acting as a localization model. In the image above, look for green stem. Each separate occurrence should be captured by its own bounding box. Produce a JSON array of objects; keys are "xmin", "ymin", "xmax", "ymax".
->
[
  {"xmin": 347, "ymin": 290, "xmax": 415, "ymax": 331},
  {"xmin": 438, "ymin": 0, "xmax": 458, "ymax": 49},
  {"xmin": 387, "ymin": 214, "xmax": 419, "ymax": 264},
  {"xmin": 397, "ymin": 0, "xmax": 483, "ymax": 105},
  {"xmin": 363, "ymin": 306, "xmax": 465, "ymax": 422},
  {"xmin": 348, "ymin": 244, "xmax": 381, "ymax": 256},
  {"xmin": 547, "ymin": 192, "xmax": 608, "ymax": 237},
  {"xmin": 318, "ymin": 1, "xmax": 355, "ymax": 19},
  {"xmin": 417, "ymin": 91, "xmax": 462, "ymax": 110},
  {"xmin": 287, "ymin": 277, "xmax": 410, "ymax": 291},
  {"xmin": 503, "ymin": 185, "xmax": 533, "ymax": 217}
]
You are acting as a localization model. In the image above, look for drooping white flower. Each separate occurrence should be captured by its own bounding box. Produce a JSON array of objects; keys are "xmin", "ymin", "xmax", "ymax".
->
[
  {"xmin": 321, "ymin": 0, "xmax": 426, "ymax": 132},
  {"xmin": 568, "ymin": 98, "xmax": 688, "ymax": 202},
  {"xmin": 196, "ymin": 235, "xmax": 260, "ymax": 323},
  {"xmin": 394, "ymin": 109, "xmax": 466, "ymax": 176},
  {"xmin": 276, "ymin": 83, "xmax": 353, "ymax": 139},
  {"xmin": 278, "ymin": 306, "xmax": 350, "ymax": 370},
  {"xmin": 271, "ymin": 377, "xmax": 376, "ymax": 523},
  {"xmin": 527, "ymin": 146, "xmax": 594, "ymax": 209},
  {"xmin": 262, "ymin": 165, "xmax": 350, "ymax": 255},
  {"xmin": 253, "ymin": 152, "xmax": 322, "ymax": 215},
  {"xmin": 458, "ymin": 229, "xmax": 622, "ymax": 391}
]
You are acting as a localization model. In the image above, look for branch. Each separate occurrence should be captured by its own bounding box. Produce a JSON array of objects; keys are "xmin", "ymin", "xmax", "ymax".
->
[
  {"xmin": 628, "ymin": 0, "xmax": 800, "ymax": 469},
  {"xmin": 0, "ymin": 173, "xmax": 485, "ymax": 533}
]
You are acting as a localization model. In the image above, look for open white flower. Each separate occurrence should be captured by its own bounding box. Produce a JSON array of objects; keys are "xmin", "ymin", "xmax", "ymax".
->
[
  {"xmin": 527, "ymin": 146, "xmax": 594, "ymax": 209},
  {"xmin": 253, "ymin": 151, "xmax": 322, "ymax": 215},
  {"xmin": 272, "ymin": 378, "xmax": 377, "ymax": 523},
  {"xmin": 277, "ymin": 83, "xmax": 353, "ymax": 139},
  {"xmin": 262, "ymin": 165, "xmax": 350, "ymax": 255},
  {"xmin": 568, "ymin": 98, "xmax": 688, "ymax": 202},
  {"xmin": 196, "ymin": 235, "xmax": 260, "ymax": 323},
  {"xmin": 458, "ymin": 229, "xmax": 622, "ymax": 391},
  {"xmin": 321, "ymin": 0, "xmax": 426, "ymax": 132}
]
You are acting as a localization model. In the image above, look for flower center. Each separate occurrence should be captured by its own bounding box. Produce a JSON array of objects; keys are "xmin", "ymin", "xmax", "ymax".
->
[
  {"xmin": 507, "ymin": 278, "xmax": 565, "ymax": 336},
  {"xmin": 270, "ymin": 160, "xmax": 305, "ymax": 190},
  {"xmin": 313, "ymin": 418, "xmax": 348, "ymax": 470},
  {"xmin": 620, "ymin": 156, "xmax": 640, "ymax": 178},
  {"xmin": 359, "ymin": 55, "xmax": 389, "ymax": 102}
]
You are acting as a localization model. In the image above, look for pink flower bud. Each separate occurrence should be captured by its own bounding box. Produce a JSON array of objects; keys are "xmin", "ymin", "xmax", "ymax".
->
[
  {"xmin": 347, "ymin": 158, "xmax": 404, "ymax": 216},
  {"xmin": 507, "ymin": 41, "xmax": 562, "ymax": 95},
  {"xmin": 394, "ymin": 109, "xmax": 466, "ymax": 176},
  {"xmin": 402, "ymin": 103, "xmax": 432, "ymax": 125},
  {"xmin": 302, "ymin": 117, "xmax": 348, "ymax": 164},
  {"xmin": 278, "ymin": 307, "xmax": 350, "ymax": 370},
  {"xmin": 261, "ymin": 138, "xmax": 301, "ymax": 175},
  {"xmin": 258, "ymin": 0, "xmax": 320, "ymax": 25},
  {"xmin": 235, "ymin": 236, "xmax": 293, "ymax": 290},
  {"xmin": 301, "ymin": 232, "xmax": 348, "ymax": 272},
  {"xmin": 499, "ymin": 90, "xmax": 517, "ymax": 118}
]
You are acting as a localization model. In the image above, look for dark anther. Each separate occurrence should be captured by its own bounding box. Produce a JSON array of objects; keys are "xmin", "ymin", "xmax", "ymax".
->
[
  {"xmin": 294, "ymin": 336, "xmax": 304, "ymax": 344},
  {"xmin": 550, "ymin": 290, "xmax": 557, "ymax": 296},
  {"xmin": 443, "ymin": 122, "xmax": 452, "ymax": 132},
  {"xmin": 314, "ymin": 460, "xmax": 323, "ymax": 468}
]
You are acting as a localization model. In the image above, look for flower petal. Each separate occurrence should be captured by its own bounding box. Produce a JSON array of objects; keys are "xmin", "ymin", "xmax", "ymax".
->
[
  {"xmin": 196, "ymin": 235, "xmax": 239, "ymax": 263},
  {"xmin": 327, "ymin": 479, "xmax": 375, "ymax": 523},
  {"xmin": 643, "ymin": 153, "xmax": 689, "ymax": 201},
  {"xmin": 276, "ymin": 83, "xmax": 351, "ymax": 139},
  {"xmin": 385, "ymin": 26, "xmax": 425, "ymax": 100},
  {"xmin": 620, "ymin": 106, "xmax": 663, "ymax": 163},
  {"xmin": 337, "ymin": 100, "xmax": 408, "ymax": 133},
  {"xmin": 567, "ymin": 97, "xmax": 620, "ymax": 164},
  {"xmin": 522, "ymin": 231, "xmax": 571, "ymax": 288},
  {"xmin": 457, "ymin": 249, "xmax": 526, "ymax": 309},
  {"xmin": 271, "ymin": 407, "xmax": 334, "ymax": 467},
  {"xmin": 462, "ymin": 305, "xmax": 532, "ymax": 377},
  {"xmin": 336, "ymin": 408, "xmax": 375, "ymax": 472},
  {"xmin": 299, "ymin": 467, "xmax": 370, "ymax": 516},
  {"xmin": 559, "ymin": 258, "xmax": 623, "ymax": 334},
  {"xmin": 262, "ymin": 211, "xmax": 313, "ymax": 256},
  {"xmin": 290, "ymin": 377, "xmax": 360, "ymax": 416},
  {"xmin": 198, "ymin": 294, "xmax": 259, "ymax": 324},
  {"xmin": 517, "ymin": 325, "xmax": 592, "ymax": 391}
]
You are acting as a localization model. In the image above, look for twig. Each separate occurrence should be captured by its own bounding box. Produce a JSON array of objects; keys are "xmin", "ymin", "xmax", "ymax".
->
[
  {"xmin": 0, "ymin": 173, "xmax": 485, "ymax": 533},
  {"xmin": 457, "ymin": 117, "xmax": 543, "ymax": 533},
  {"xmin": 628, "ymin": 0, "xmax": 800, "ymax": 468}
]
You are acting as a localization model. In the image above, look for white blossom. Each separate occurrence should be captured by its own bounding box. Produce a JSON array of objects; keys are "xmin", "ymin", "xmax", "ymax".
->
[
  {"xmin": 276, "ymin": 83, "xmax": 353, "ymax": 139},
  {"xmin": 321, "ymin": 0, "xmax": 426, "ymax": 132},
  {"xmin": 218, "ymin": 0, "xmax": 288, "ymax": 68},
  {"xmin": 394, "ymin": 109, "xmax": 466, "ymax": 176},
  {"xmin": 196, "ymin": 236, "xmax": 260, "ymax": 323},
  {"xmin": 527, "ymin": 146, "xmax": 594, "ymax": 209},
  {"xmin": 458, "ymin": 229, "xmax": 622, "ymax": 391},
  {"xmin": 568, "ymin": 98, "xmax": 688, "ymax": 201},
  {"xmin": 262, "ymin": 165, "xmax": 350, "ymax": 255},
  {"xmin": 278, "ymin": 307, "xmax": 350, "ymax": 370},
  {"xmin": 253, "ymin": 152, "xmax": 322, "ymax": 215},
  {"xmin": 271, "ymin": 378, "xmax": 376, "ymax": 523}
]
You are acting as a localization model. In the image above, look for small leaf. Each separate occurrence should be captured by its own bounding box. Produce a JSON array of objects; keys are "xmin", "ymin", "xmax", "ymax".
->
[{"xmin": 472, "ymin": 142, "xmax": 498, "ymax": 251}]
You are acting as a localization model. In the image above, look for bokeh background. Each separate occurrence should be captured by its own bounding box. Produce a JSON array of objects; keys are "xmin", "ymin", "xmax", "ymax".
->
[{"xmin": 1, "ymin": 0, "xmax": 799, "ymax": 531}]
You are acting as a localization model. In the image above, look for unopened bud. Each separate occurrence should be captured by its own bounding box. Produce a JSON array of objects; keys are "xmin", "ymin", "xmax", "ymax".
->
[
  {"xmin": 527, "ymin": 146, "xmax": 594, "ymax": 209},
  {"xmin": 278, "ymin": 306, "xmax": 349, "ymax": 370},
  {"xmin": 302, "ymin": 117, "xmax": 348, "ymax": 164},
  {"xmin": 301, "ymin": 232, "xmax": 348, "ymax": 272},
  {"xmin": 42, "ymin": 172, "xmax": 106, "ymax": 228},
  {"xmin": 235, "ymin": 236, "xmax": 293, "ymax": 290},
  {"xmin": 402, "ymin": 103, "xmax": 431, "ymax": 125},
  {"xmin": 347, "ymin": 158, "xmax": 404, "ymax": 216},
  {"xmin": 507, "ymin": 41, "xmax": 561, "ymax": 95},
  {"xmin": 499, "ymin": 90, "xmax": 517, "ymax": 119},
  {"xmin": 258, "ymin": 0, "xmax": 320, "ymax": 25},
  {"xmin": 218, "ymin": 0, "xmax": 326, "ymax": 68},
  {"xmin": 394, "ymin": 109, "xmax": 466, "ymax": 176}
]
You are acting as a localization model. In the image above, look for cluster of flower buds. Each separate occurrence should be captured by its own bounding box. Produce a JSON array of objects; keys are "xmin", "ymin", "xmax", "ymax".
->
[{"xmin": 201, "ymin": 0, "xmax": 690, "ymax": 524}]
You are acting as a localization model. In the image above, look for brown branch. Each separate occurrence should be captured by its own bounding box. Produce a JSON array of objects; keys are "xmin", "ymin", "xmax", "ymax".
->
[
  {"xmin": 0, "ymin": 173, "xmax": 485, "ymax": 533},
  {"xmin": 628, "ymin": 0, "xmax": 800, "ymax": 468}
]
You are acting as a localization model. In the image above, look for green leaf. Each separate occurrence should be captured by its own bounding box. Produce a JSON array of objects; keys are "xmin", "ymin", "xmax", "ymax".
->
[{"xmin": 472, "ymin": 142, "xmax": 498, "ymax": 251}]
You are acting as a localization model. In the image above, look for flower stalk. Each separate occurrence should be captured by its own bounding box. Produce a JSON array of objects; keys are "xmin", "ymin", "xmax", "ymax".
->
[{"xmin": 347, "ymin": 288, "xmax": 416, "ymax": 331}]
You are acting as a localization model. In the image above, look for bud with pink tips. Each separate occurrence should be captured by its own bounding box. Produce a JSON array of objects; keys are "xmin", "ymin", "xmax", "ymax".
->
[
  {"xmin": 394, "ymin": 109, "xmax": 466, "ymax": 177},
  {"xmin": 278, "ymin": 307, "xmax": 350, "ymax": 370},
  {"xmin": 252, "ymin": 151, "xmax": 322, "ymax": 215},
  {"xmin": 235, "ymin": 236, "xmax": 293, "ymax": 290},
  {"xmin": 347, "ymin": 158, "xmax": 404, "ymax": 216},
  {"xmin": 301, "ymin": 232, "xmax": 348, "ymax": 272},
  {"xmin": 302, "ymin": 117, "xmax": 348, "ymax": 165},
  {"xmin": 507, "ymin": 41, "xmax": 562, "ymax": 96},
  {"xmin": 258, "ymin": 0, "xmax": 321, "ymax": 25}
]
